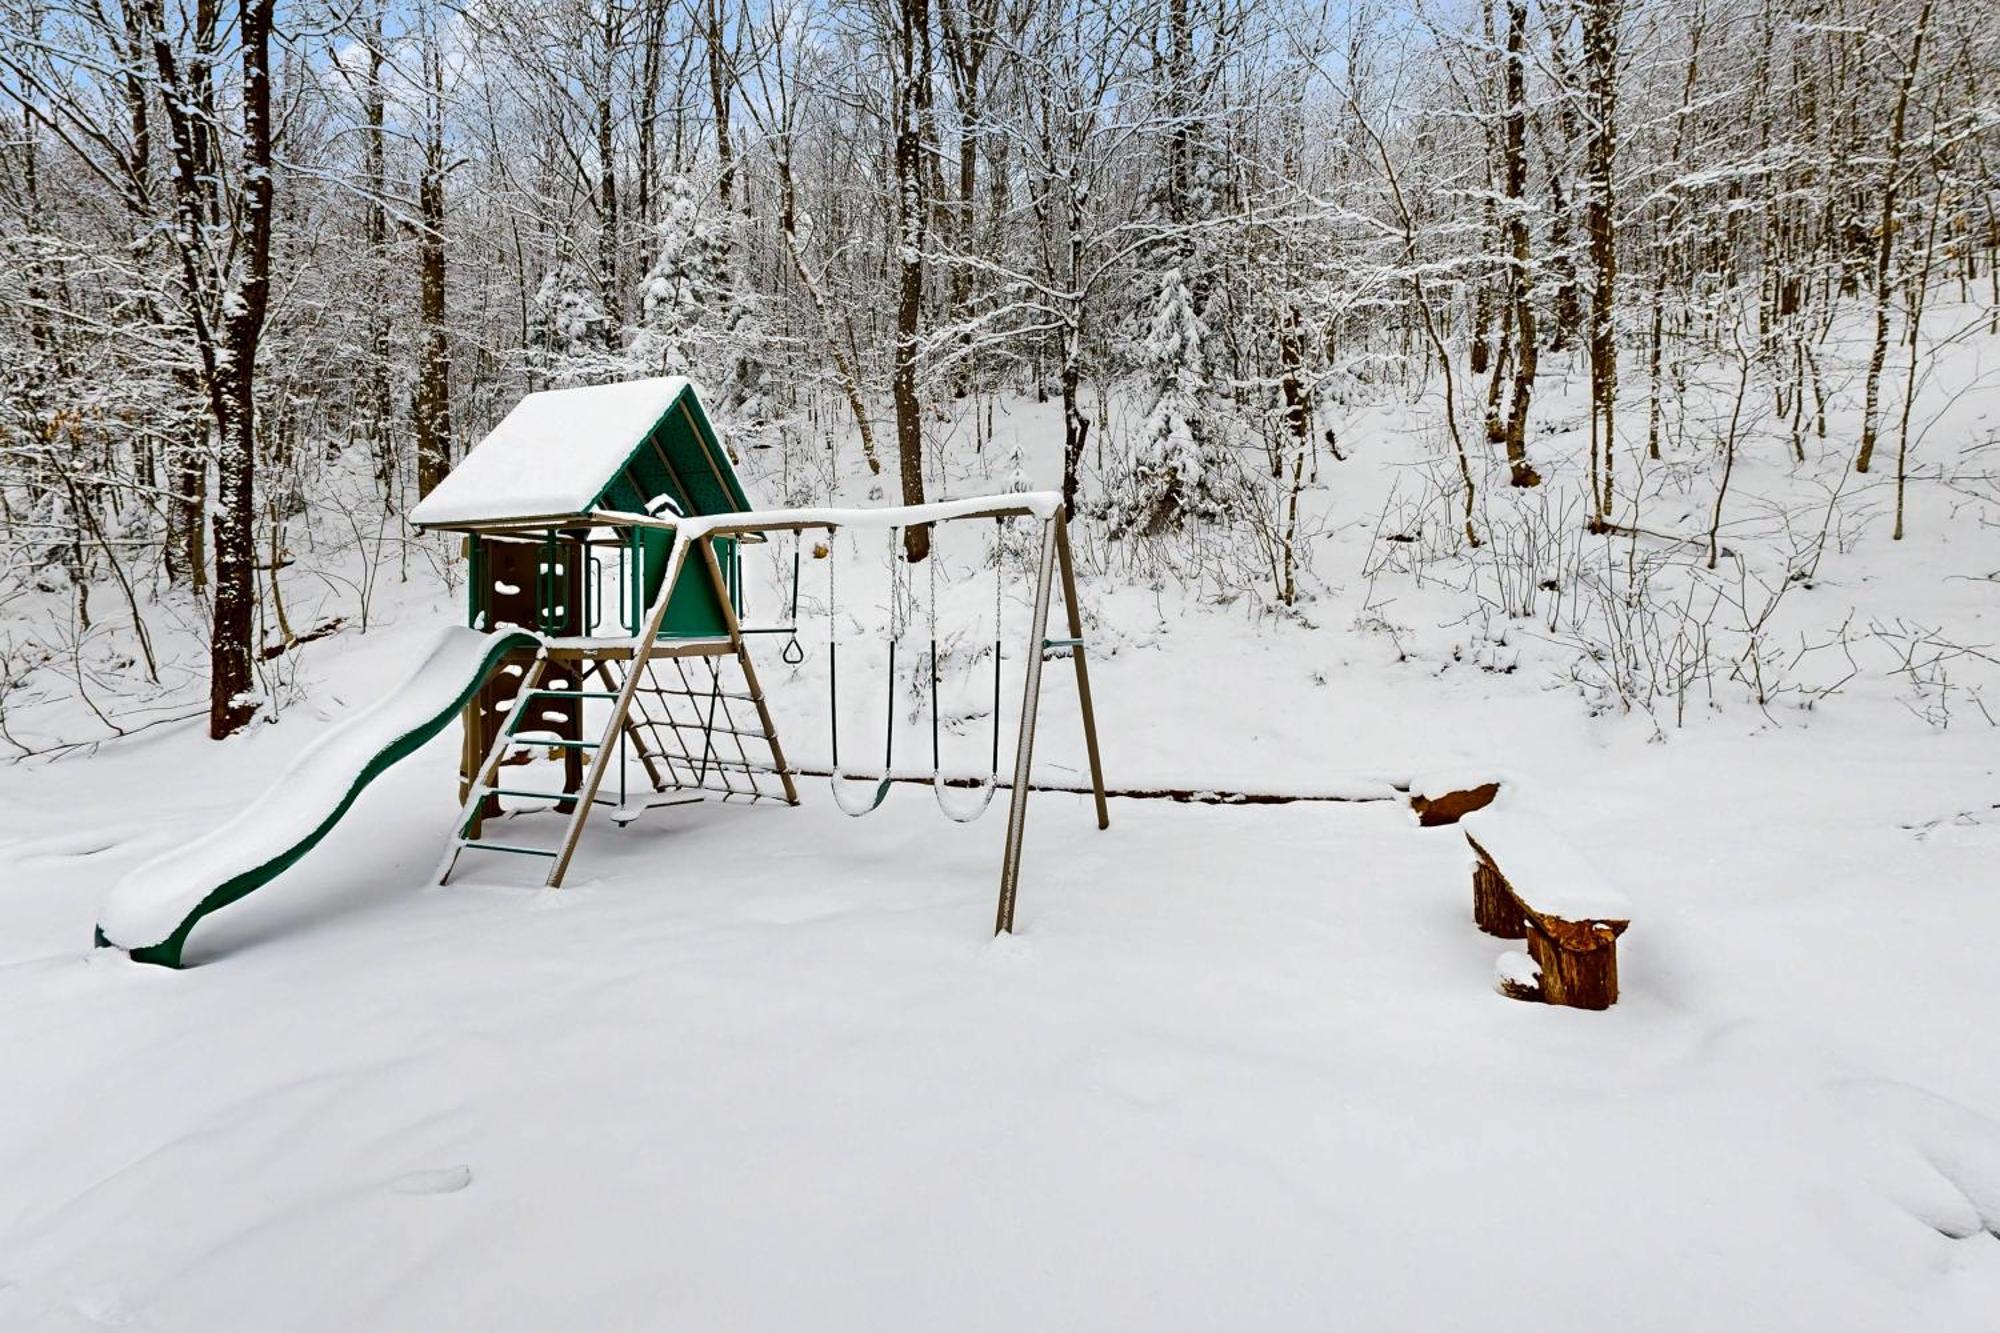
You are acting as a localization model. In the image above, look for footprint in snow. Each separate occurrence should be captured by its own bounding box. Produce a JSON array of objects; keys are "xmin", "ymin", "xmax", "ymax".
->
[
  {"xmin": 1835, "ymin": 1077, "xmax": 2000, "ymax": 1241},
  {"xmin": 390, "ymin": 1165, "xmax": 474, "ymax": 1196}
]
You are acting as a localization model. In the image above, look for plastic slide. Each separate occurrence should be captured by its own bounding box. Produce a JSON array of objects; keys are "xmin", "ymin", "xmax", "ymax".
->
[{"xmin": 96, "ymin": 626, "xmax": 540, "ymax": 967}]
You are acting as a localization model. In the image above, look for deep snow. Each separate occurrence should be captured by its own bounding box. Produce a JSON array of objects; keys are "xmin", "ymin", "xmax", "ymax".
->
[{"xmin": 4, "ymin": 320, "xmax": 2000, "ymax": 1329}]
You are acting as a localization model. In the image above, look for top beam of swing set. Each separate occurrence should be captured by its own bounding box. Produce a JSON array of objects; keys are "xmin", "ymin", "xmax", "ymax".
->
[{"xmin": 414, "ymin": 490, "xmax": 1063, "ymax": 539}]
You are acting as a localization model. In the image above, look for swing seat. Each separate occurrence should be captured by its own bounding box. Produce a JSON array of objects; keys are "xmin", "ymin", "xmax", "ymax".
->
[
  {"xmin": 932, "ymin": 772, "xmax": 999, "ymax": 823},
  {"xmin": 830, "ymin": 770, "xmax": 895, "ymax": 817}
]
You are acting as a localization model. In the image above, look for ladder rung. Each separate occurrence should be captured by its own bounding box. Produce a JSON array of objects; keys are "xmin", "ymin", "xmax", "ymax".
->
[
  {"xmin": 651, "ymin": 640, "xmax": 737, "ymax": 658},
  {"xmin": 509, "ymin": 737, "xmax": 600, "ymax": 750},
  {"xmin": 634, "ymin": 752, "xmax": 779, "ymax": 776},
  {"xmin": 458, "ymin": 840, "xmax": 559, "ymax": 858},
  {"xmin": 1042, "ymin": 637, "xmax": 1084, "ymax": 651},
  {"xmin": 528, "ymin": 688, "xmax": 621, "ymax": 700},
  {"xmin": 483, "ymin": 786, "xmax": 620, "ymax": 805},
  {"xmin": 635, "ymin": 721, "xmax": 772, "ymax": 742},
  {"xmin": 636, "ymin": 686, "xmax": 759, "ymax": 704}
]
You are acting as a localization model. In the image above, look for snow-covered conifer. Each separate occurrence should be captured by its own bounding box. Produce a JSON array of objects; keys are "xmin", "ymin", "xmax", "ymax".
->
[{"xmin": 1099, "ymin": 266, "xmax": 1238, "ymax": 538}]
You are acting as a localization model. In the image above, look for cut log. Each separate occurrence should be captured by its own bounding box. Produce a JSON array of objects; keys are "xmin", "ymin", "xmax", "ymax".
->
[
  {"xmin": 1462, "ymin": 812, "xmax": 1631, "ymax": 1010},
  {"xmin": 1409, "ymin": 779, "xmax": 1501, "ymax": 826},
  {"xmin": 1523, "ymin": 915, "xmax": 1626, "ymax": 1010},
  {"xmin": 1470, "ymin": 841, "xmax": 1528, "ymax": 938}
]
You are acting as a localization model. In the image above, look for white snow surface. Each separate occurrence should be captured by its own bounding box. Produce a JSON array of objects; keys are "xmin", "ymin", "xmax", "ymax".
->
[
  {"xmin": 1495, "ymin": 947, "xmax": 1542, "ymax": 989},
  {"xmin": 96, "ymin": 626, "xmax": 528, "ymax": 949},
  {"xmin": 7, "ymin": 344, "xmax": 2000, "ymax": 1329},
  {"xmin": 1460, "ymin": 807, "xmax": 1635, "ymax": 922},
  {"xmin": 409, "ymin": 376, "xmax": 694, "ymax": 526}
]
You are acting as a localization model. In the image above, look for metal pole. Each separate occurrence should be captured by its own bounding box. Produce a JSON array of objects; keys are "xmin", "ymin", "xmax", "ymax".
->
[
  {"xmin": 995, "ymin": 514, "xmax": 1059, "ymax": 934},
  {"xmin": 1053, "ymin": 510, "xmax": 1109, "ymax": 830}
]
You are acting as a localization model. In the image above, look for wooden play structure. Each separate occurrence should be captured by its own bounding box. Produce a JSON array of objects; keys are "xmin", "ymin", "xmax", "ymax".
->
[
  {"xmin": 409, "ymin": 376, "xmax": 1108, "ymax": 933},
  {"xmin": 94, "ymin": 378, "xmax": 1105, "ymax": 966}
]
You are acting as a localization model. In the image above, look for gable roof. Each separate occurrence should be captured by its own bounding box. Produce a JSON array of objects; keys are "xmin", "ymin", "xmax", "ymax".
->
[{"xmin": 410, "ymin": 377, "xmax": 749, "ymax": 529}]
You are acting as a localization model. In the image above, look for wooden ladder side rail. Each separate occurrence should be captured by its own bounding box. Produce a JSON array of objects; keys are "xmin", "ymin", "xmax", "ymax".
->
[
  {"xmin": 441, "ymin": 652, "xmax": 550, "ymax": 883},
  {"xmin": 695, "ymin": 536, "xmax": 801, "ymax": 806},
  {"xmin": 1054, "ymin": 509, "xmax": 1109, "ymax": 831},
  {"xmin": 544, "ymin": 531, "xmax": 698, "ymax": 887},
  {"xmin": 995, "ymin": 514, "xmax": 1060, "ymax": 935}
]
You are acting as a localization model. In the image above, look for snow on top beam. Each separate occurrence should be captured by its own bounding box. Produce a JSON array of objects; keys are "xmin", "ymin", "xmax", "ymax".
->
[{"xmin": 670, "ymin": 491, "xmax": 1065, "ymax": 539}]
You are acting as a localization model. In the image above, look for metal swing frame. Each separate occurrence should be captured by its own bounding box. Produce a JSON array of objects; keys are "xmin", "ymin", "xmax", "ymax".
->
[{"xmin": 431, "ymin": 492, "xmax": 1107, "ymax": 934}]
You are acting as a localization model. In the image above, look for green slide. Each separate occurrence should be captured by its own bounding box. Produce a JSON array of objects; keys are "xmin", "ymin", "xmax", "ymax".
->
[{"xmin": 96, "ymin": 626, "xmax": 539, "ymax": 968}]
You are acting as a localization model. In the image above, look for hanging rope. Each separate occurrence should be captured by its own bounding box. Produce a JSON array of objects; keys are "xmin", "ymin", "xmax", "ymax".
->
[
  {"xmin": 827, "ymin": 526, "xmax": 898, "ymax": 817},
  {"xmin": 929, "ymin": 518, "xmax": 1004, "ymax": 823}
]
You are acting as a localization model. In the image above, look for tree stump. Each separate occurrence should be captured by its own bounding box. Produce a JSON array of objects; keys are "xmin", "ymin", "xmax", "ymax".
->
[
  {"xmin": 1462, "ymin": 815, "xmax": 1631, "ymax": 1010},
  {"xmin": 1522, "ymin": 914, "xmax": 1627, "ymax": 1010}
]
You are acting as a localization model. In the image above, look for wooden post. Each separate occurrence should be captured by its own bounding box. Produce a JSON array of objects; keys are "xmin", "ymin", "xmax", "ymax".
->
[{"xmin": 995, "ymin": 515, "xmax": 1059, "ymax": 934}]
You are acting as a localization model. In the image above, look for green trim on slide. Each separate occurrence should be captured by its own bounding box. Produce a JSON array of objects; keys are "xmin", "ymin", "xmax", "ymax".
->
[{"xmin": 96, "ymin": 628, "xmax": 541, "ymax": 969}]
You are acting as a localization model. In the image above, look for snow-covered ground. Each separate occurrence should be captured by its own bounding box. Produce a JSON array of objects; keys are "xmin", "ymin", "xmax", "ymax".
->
[{"xmin": 4, "ymin": 326, "xmax": 2000, "ymax": 1329}]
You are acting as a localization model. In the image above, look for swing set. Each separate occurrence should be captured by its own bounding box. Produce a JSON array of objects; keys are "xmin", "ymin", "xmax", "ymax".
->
[
  {"xmin": 403, "ymin": 387, "xmax": 1105, "ymax": 932},
  {"xmin": 823, "ymin": 519, "xmax": 1006, "ymax": 824}
]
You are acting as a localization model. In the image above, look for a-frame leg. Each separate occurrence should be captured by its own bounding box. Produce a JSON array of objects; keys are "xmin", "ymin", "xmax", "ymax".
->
[
  {"xmin": 1054, "ymin": 510, "xmax": 1110, "ymax": 830},
  {"xmin": 995, "ymin": 514, "xmax": 1059, "ymax": 934},
  {"xmin": 544, "ymin": 533, "xmax": 695, "ymax": 886},
  {"xmin": 695, "ymin": 537, "xmax": 800, "ymax": 806},
  {"xmin": 993, "ymin": 509, "xmax": 1109, "ymax": 935}
]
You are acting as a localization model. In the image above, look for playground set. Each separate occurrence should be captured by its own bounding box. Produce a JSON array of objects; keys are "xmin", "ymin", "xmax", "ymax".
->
[
  {"xmin": 95, "ymin": 377, "xmax": 1630, "ymax": 1008},
  {"xmin": 95, "ymin": 378, "xmax": 1109, "ymax": 968}
]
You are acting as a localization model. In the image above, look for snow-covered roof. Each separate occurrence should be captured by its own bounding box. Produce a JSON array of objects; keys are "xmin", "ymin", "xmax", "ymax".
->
[{"xmin": 411, "ymin": 376, "xmax": 704, "ymax": 527}]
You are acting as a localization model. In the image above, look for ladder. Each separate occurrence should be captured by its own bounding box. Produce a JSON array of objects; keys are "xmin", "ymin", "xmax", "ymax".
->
[{"xmin": 440, "ymin": 535, "xmax": 798, "ymax": 887}]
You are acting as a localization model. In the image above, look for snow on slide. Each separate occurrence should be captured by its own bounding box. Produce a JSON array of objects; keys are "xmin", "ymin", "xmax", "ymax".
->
[{"xmin": 97, "ymin": 626, "xmax": 540, "ymax": 967}]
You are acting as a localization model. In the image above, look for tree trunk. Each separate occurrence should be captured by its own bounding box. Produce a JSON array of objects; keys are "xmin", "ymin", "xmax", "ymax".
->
[
  {"xmin": 596, "ymin": 4, "xmax": 622, "ymax": 328},
  {"xmin": 364, "ymin": 0, "xmax": 392, "ymax": 483},
  {"xmin": 1856, "ymin": 0, "xmax": 1934, "ymax": 474},
  {"xmin": 414, "ymin": 31, "xmax": 452, "ymax": 499},
  {"xmin": 1498, "ymin": 0, "xmax": 1540, "ymax": 487},
  {"xmin": 1581, "ymin": 0, "xmax": 1620, "ymax": 524},
  {"xmin": 209, "ymin": 0, "xmax": 277, "ymax": 739},
  {"xmin": 892, "ymin": 0, "xmax": 933, "ymax": 562},
  {"xmin": 706, "ymin": 0, "xmax": 735, "ymax": 211}
]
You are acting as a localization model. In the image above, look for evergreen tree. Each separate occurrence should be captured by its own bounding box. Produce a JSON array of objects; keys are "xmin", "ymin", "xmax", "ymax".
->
[
  {"xmin": 631, "ymin": 175, "xmax": 778, "ymax": 448},
  {"xmin": 1100, "ymin": 266, "xmax": 1238, "ymax": 537},
  {"xmin": 529, "ymin": 261, "xmax": 620, "ymax": 386}
]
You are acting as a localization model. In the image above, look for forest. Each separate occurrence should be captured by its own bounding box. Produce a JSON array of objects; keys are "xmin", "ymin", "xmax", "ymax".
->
[
  {"xmin": 8, "ymin": 3, "xmax": 2000, "ymax": 1326},
  {"xmin": 1, "ymin": 0, "xmax": 1995, "ymax": 745}
]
